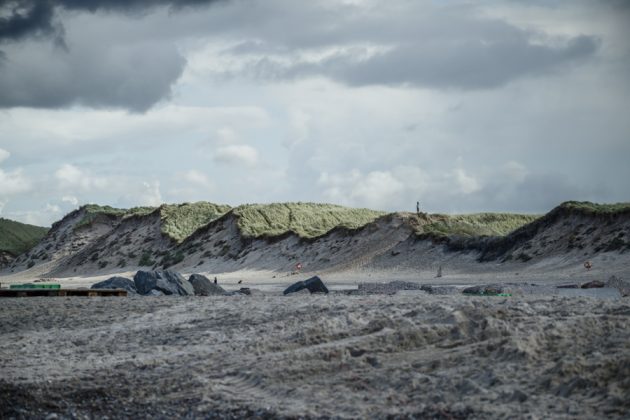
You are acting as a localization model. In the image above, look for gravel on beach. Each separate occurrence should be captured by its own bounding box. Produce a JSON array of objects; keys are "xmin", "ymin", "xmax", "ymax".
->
[{"xmin": 1, "ymin": 293, "xmax": 629, "ymax": 419}]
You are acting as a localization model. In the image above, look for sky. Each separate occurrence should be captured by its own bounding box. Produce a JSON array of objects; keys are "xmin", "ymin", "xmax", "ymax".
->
[{"xmin": 0, "ymin": 0, "xmax": 628, "ymax": 226}]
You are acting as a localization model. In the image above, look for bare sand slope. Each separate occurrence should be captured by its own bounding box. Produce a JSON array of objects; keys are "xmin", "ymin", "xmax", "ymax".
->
[{"xmin": 1, "ymin": 293, "xmax": 628, "ymax": 419}]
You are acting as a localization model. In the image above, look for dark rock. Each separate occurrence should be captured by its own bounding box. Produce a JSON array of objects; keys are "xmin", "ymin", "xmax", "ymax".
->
[
  {"xmin": 580, "ymin": 280, "xmax": 605, "ymax": 289},
  {"xmin": 606, "ymin": 275, "xmax": 630, "ymax": 297},
  {"xmin": 283, "ymin": 276, "xmax": 329, "ymax": 295},
  {"xmin": 91, "ymin": 276, "xmax": 137, "ymax": 294},
  {"xmin": 508, "ymin": 389, "xmax": 528, "ymax": 403},
  {"xmin": 365, "ymin": 356, "xmax": 381, "ymax": 368},
  {"xmin": 188, "ymin": 274, "xmax": 225, "ymax": 296},
  {"xmin": 238, "ymin": 287, "xmax": 251, "ymax": 295},
  {"xmin": 133, "ymin": 270, "xmax": 194, "ymax": 296},
  {"xmin": 462, "ymin": 284, "xmax": 507, "ymax": 295},
  {"xmin": 557, "ymin": 284, "xmax": 579, "ymax": 289}
]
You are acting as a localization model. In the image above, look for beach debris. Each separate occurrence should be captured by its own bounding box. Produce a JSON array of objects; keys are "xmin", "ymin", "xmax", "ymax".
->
[
  {"xmin": 283, "ymin": 276, "xmax": 329, "ymax": 295},
  {"xmin": 10, "ymin": 283, "xmax": 60, "ymax": 289},
  {"xmin": 606, "ymin": 275, "xmax": 630, "ymax": 297},
  {"xmin": 91, "ymin": 276, "xmax": 137, "ymax": 294},
  {"xmin": 584, "ymin": 261, "xmax": 593, "ymax": 270},
  {"xmin": 188, "ymin": 274, "xmax": 225, "ymax": 296},
  {"xmin": 420, "ymin": 285, "xmax": 458, "ymax": 295},
  {"xmin": 133, "ymin": 270, "xmax": 194, "ymax": 296},
  {"xmin": 462, "ymin": 284, "xmax": 510, "ymax": 296},
  {"xmin": 358, "ymin": 281, "xmax": 423, "ymax": 294},
  {"xmin": 557, "ymin": 283, "xmax": 579, "ymax": 289},
  {"xmin": 580, "ymin": 280, "xmax": 605, "ymax": 289}
]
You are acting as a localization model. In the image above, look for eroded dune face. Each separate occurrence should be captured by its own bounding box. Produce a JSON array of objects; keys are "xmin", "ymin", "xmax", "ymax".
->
[{"xmin": 1, "ymin": 294, "xmax": 628, "ymax": 418}]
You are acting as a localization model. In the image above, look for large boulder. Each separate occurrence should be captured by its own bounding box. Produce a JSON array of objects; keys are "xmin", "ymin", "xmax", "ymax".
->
[
  {"xmin": 283, "ymin": 276, "xmax": 329, "ymax": 295},
  {"xmin": 133, "ymin": 270, "xmax": 194, "ymax": 296},
  {"xmin": 188, "ymin": 274, "xmax": 225, "ymax": 296},
  {"xmin": 91, "ymin": 277, "xmax": 137, "ymax": 294}
]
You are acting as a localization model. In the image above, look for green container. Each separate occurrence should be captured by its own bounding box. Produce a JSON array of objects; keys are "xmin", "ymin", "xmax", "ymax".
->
[{"xmin": 10, "ymin": 283, "xmax": 61, "ymax": 289}]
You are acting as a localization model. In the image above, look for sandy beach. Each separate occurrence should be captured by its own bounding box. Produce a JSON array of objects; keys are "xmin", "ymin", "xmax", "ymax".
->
[{"xmin": 1, "ymin": 282, "xmax": 629, "ymax": 419}]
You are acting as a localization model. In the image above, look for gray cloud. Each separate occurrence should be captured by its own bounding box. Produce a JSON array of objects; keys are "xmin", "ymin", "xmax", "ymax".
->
[
  {"xmin": 0, "ymin": 0, "xmax": 222, "ymax": 111},
  {"xmin": 331, "ymin": 35, "xmax": 598, "ymax": 89},
  {"xmin": 0, "ymin": 0, "xmax": 223, "ymax": 42},
  {"xmin": 0, "ymin": 40, "xmax": 185, "ymax": 111},
  {"xmin": 235, "ymin": 14, "xmax": 599, "ymax": 90}
]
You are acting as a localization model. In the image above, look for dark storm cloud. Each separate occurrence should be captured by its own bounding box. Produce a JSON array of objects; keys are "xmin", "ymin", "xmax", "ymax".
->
[
  {"xmin": 0, "ymin": 0, "xmax": 222, "ymax": 42},
  {"xmin": 0, "ymin": 0, "xmax": 223, "ymax": 111},
  {"xmin": 0, "ymin": 41, "xmax": 186, "ymax": 111},
  {"xmin": 0, "ymin": 1, "xmax": 55, "ymax": 41}
]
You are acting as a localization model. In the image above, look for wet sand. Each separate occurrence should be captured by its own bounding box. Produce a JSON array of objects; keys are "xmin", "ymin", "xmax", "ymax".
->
[{"xmin": 1, "ymin": 291, "xmax": 629, "ymax": 419}]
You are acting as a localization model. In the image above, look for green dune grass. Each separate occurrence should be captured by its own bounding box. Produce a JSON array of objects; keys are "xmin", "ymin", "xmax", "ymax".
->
[
  {"xmin": 75, "ymin": 203, "xmax": 232, "ymax": 242},
  {"xmin": 160, "ymin": 202, "xmax": 231, "ymax": 242},
  {"xmin": 71, "ymin": 201, "xmax": 583, "ymax": 243},
  {"xmin": 0, "ymin": 218, "xmax": 49, "ymax": 256},
  {"xmin": 420, "ymin": 213, "xmax": 541, "ymax": 237},
  {"xmin": 74, "ymin": 204, "xmax": 155, "ymax": 230},
  {"xmin": 561, "ymin": 201, "xmax": 630, "ymax": 214},
  {"xmin": 233, "ymin": 202, "xmax": 386, "ymax": 238}
]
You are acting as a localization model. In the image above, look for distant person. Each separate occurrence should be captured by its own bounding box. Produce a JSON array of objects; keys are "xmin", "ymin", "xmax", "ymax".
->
[
  {"xmin": 416, "ymin": 201, "xmax": 420, "ymax": 215},
  {"xmin": 214, "ymin": 276, "xmax": 217, "ymax": 284}
]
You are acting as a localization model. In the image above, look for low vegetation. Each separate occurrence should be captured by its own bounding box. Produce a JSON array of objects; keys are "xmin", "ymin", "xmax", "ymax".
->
[
  {"xmin": 561, "ymin": 201, "xmax": 630, "ymax": 214},
  {"xmin": 138, "ymin": 252, "xmax": 155, "ymax": 267},
  {"xmin": 74, "ymin": 202, "xmax": 231, "ymax": 242},
  {"xmin": 75, "ymin": 204, "xmax": 155, "ymax": 230},
  {"xmin": 233, "ymin": 202, "xmax": 386, "ymax": 238},
  {"xmin": 0, "ymin": 218, "xmax": 49, "ymax": 257},
  {"xmin": 420, "ymin": 213, "xmax": 540, "ymax": 238},
  {"xmin": 160, "ymin": 202, "xmax": 231, "ymax": 242}
]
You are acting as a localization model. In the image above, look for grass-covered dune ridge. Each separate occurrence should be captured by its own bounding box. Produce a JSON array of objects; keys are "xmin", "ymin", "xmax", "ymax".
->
[
  {"xmin": 560, "ymin": 201, "xmax": 630, "ymax": 215},
  {"xmin": 71, "ymin": 202, "xmax": 386, "ymax": 242},
  {"xmin": 0, "ymin": 218, "xmax": 49, "ymax": 256},
  {"xmin": 74, "ymin": 203, "xmax": 231, "ymax": 242},
  {"xmin": 232, "ymin": 202, "xmax": 387, "ymax": 238},
  {"xmin": 65, "ymin": 200, "xmax": 629, "ymax": 247},
  {"xmin": 160, "ymin": 202, "xmax": 232, "ymax": 242},
  {"xmin": 74, "ymin": 204, "xmax": 155, "ymax": 230},
  {"xmin": 419, "ymin": 213, "xmax": 541, "ymax": 238}
]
